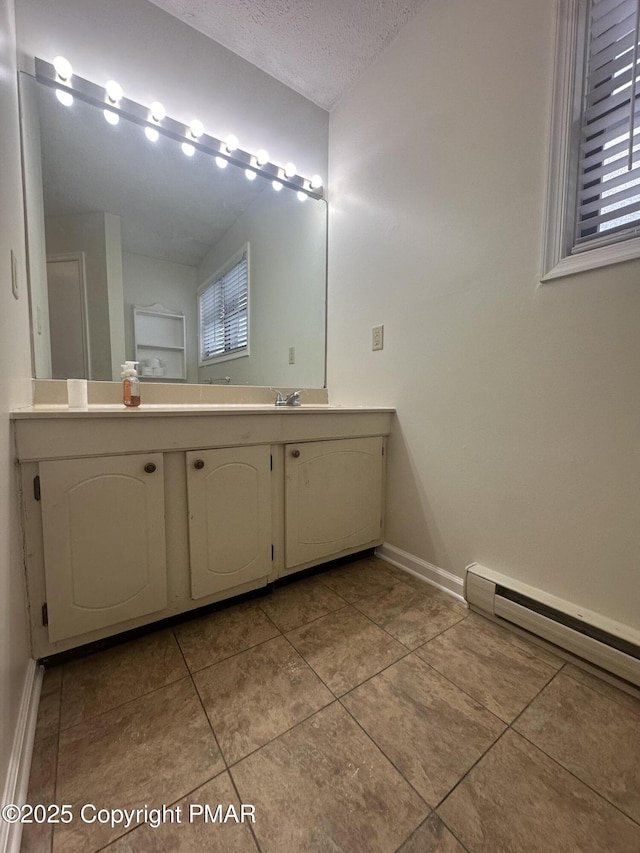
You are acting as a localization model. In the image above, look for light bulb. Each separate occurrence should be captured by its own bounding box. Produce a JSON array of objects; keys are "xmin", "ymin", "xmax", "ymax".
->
[
  {"xmin": 256, "ymin": 149, "xmax": 269, "ymax": 166},
  {"xmin": 297, "ymin": 191, "xmax": 307, "ymax": 202},
  {"xmin": 272, "ymin": 180, "xmax": 283, "ymax": 192},
  {"xmin": 104, "ymin": 109, "xmax": 119, "ymax": 125},
  {"xmin": 284, "ymin": 162, "xmax": 297, "ymax": 178},
  {"xmin": 245, "ymin": 169, "xmax": 257, "ymax": 181},
  {"xmin": 215, "ymin": 156, "xmax": 228, "ymax": 169},
  {"xmin": 182, "ymin": 142, "xmax": 195, "ymax": 157},
  {"xmin": 225, "ymin": 134, "xmax": 239, "ymax": 152},
  {"xmin": 310, "ymin": 174, "xmax": 323, "ymax": 189},
  {"xmin": 145, "ymin": 126, "xmax": 159, "ymax": 142},
  {"xmin": 189, "ymin": 119, "xmax": 204, "ymax": 139},
  {"xmin": 55, "ymin": 89, "xmax": 74, "ymax": 107},
  {"xmin": 149, "ymin": 101, "xmax": 165, "ymax": 122},
  {"xmin": 105, "ymin": 80, "xmax": 123, "ymax": 104},
  {"xmin": 53, "ymin": 56, "xmax": 73, "ymax": 81}
]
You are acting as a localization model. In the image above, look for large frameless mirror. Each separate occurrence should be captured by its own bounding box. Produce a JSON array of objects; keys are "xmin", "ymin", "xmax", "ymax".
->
[{"xmin": 20, "ymin": 68, "xmax": 327, "ymax": 388}]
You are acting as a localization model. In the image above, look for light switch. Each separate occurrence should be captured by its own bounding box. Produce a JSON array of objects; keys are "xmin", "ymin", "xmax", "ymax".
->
[
  {"xmin": 372, "ymin": 325, "xmax": 384, "ymax": 351},
  {"xmin": 289, "ymin": 346, "xmax": 296, "ymax": 364}
]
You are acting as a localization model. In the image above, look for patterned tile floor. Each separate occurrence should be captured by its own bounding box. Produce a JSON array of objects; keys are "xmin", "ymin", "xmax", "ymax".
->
[{"xmin": 22, "ymin": 556, "xmax": 640, "ymax": 852}]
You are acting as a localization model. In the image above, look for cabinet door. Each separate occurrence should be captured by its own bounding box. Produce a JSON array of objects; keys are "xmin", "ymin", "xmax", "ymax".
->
[
  {"xmin": 285, "ymin": 437, "xmax": 384, "ymax": 569},
  {"xmin": 40, "ymin": 454, "xmax": 167, "ymax": 642},
  {"xmin": 187, "ymin": 446, "xmax": 272, "ymax": 599}
]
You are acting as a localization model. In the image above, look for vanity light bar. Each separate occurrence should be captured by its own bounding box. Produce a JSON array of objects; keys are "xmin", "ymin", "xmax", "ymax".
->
[{"xmin": 35, "ymin": 57, "xmax": 324, "ymax": 200}]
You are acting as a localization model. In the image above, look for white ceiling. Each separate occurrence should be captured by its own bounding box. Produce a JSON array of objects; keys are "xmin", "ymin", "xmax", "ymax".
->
[{"xmin": 147, "ymin": 0, "xmax": 429, "ymax": 110}]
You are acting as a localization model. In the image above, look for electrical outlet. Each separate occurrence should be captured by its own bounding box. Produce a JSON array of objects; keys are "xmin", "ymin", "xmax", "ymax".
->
[
  {"xmin": 289, "ymin": 346, "xmax": 296, "ymax": 364},
  {"xmin": 372, "ymin": 325, "xmax": 384, "ymax": 351},
  {"xmin": 11, "ymin": 250, "xmax": 18, "ymax": 300}
]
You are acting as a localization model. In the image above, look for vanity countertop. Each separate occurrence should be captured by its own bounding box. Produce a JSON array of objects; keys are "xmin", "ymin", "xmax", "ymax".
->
[{"xmin": 11, "ymin": 403, "xmax": 395, "ymax": 419}]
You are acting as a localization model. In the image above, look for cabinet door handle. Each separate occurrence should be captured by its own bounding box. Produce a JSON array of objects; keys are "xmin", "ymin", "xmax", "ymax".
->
[
  {"xmin": 193, "ymin": 459, "xmax": 205, "ymax": 469},
  {"xmin": 291, "ymin": 449, "xmax": 301, "ymax": 458},
  {"xmin": 144, "ymin": 462, "xmax": 157, "ymax": 474}
]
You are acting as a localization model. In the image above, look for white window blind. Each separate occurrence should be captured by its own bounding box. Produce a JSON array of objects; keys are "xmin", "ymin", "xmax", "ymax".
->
[
  {"xmin": 199, "ymin": 251, "xmax": 248, "ymax": 361},
  {"xmin": 576, "ymin": 0, "xmax": 640, "ymax": 247}
]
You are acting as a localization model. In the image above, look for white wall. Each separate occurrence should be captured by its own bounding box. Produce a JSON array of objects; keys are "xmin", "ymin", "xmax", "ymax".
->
[
  {"xmin": 328, "ymin": 0, "xmax": 640, "ymax": 630},
  {"xmin": 15, "ymin": 0, "xmax": 328, "ymax": 181},
  {"xmin": 197, "ymin": 189, "xmax": 326, "ymax": 388},
  {"xmin": 0, "ymin": 0, "xmax": 34, "ymax": 810},
  {"xmin": 123, "ymin": 252, "xmax": 198, "ymax": 384}
]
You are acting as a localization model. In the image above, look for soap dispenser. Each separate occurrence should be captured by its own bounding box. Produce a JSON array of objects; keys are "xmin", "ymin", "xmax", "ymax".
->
[{"xmin": 121, "ymin": 361, "xmax": 141, "ymax": 408}]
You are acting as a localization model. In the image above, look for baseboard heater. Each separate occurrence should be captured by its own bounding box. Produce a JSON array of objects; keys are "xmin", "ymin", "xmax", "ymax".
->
[{"xmin": 465, "ymin": 563, "xmax": 640, "ymax": 688}]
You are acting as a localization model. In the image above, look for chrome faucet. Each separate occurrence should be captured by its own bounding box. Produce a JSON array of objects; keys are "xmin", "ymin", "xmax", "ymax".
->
[{"xmin": 274, "ymin": 389, "xmax": 302, "ymax": 407}]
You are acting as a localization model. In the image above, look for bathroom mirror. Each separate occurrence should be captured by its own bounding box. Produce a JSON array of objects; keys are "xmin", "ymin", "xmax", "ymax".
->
[{"xmin": 20, "ymin": 72, "xmax": 327, "ymax": 387}]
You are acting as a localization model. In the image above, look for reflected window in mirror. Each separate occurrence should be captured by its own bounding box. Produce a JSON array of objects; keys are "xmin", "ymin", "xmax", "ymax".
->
[{"xmin": 199, "ymin": 247, "xmax": 249, "ymax": 365}]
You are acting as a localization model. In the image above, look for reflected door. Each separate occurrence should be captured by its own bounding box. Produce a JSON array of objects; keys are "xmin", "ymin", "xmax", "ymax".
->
[{"xmin": 47, "ymin": 252, "xmax": 89, "ymax": 379}]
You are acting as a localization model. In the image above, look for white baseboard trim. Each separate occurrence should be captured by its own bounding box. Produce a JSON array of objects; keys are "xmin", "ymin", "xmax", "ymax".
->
[
  {"xmin": 1, "ymin": 659, "xmax": 43, "ymax": 853},
  {"xmin": 375, "ymin": 543, "xmax": 466, "ymax": 604}
]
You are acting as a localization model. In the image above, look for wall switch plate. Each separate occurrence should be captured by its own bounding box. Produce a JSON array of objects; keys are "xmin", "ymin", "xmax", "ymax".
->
[
  {"xmin": 372, "ymin": 325, "xmax": 384, "ymax": 351},
  {"xmin": 288, "ymin": 346, "xmax": 296, "ymax": 364},
  {"xmin": 11, "ymin": 250, "xmax": 18, "ymax": 300}
]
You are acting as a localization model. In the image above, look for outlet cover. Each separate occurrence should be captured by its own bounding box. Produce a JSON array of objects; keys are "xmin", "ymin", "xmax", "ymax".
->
[
  {"xmin": 288, "ymin": 346, "xmax": 296, "ymax": 364},
  {"xmin": 372, "ymin": 325, "xmax": 384, "ymax": 351}
]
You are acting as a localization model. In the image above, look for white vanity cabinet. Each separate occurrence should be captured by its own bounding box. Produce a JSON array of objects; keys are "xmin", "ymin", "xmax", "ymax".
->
[
  {"xmin": 38, "ymin": 453, "xmax": 167, "ymax": 642},
  {"xmin": 186, "ymin": 446, "xmax": 272, "ymax": 598},
  {"xmin": 284, "ymin": 437, "xmax": 384, "ymax": 570},
  {"xmin": 13, "ymin": 404, "xmax": 393, "ymax": 658}
]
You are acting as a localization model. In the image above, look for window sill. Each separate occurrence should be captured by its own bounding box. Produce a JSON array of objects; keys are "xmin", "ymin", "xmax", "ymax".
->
[
  {"xmin": 199, "ymin": 350, "xmax": 249, "ymax": 367},
  {"xmin": 541, "ymin": 235, "xmax": 640, "ymax": 282}
]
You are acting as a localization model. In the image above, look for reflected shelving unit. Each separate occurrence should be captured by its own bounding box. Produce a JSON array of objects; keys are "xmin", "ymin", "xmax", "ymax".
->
[{"xmin": 133, "ymin": 304, "xmax": 186, "ymax": 381}]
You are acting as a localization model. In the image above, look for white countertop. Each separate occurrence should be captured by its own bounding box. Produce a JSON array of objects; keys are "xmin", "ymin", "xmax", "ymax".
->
[{"xmin": 11, "ymin": 404, "xmax": 396, "ymax": 419}]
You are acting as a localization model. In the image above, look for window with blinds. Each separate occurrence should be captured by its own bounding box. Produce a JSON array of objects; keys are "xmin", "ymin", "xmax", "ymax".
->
[
  {"xmin": 198, "ymin": 250, "xmax": 248, "ymax": 363},
  {"xmin": 576, "ymin": 0, "xmax": 640, "ymax": 249},
  {"xmin": 542, "ymin": 0, "xmax": 640, "ymax": 278}
]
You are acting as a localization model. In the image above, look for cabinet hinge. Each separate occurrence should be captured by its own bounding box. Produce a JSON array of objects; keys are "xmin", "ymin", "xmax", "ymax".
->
[
  {"xmin": 271, "ymin": 545, "xmax": 274, "ymax": 561},
  {"xmin": 41, "ymin": 602, "xmax": 48, "ymax": 627},
  {"xmin": 270, "ymin": 454, "xmax": 273, "ymax": 471},
  {"xmin": 33, "ymin": 475, "xmax": 41, "ymax": 501}
]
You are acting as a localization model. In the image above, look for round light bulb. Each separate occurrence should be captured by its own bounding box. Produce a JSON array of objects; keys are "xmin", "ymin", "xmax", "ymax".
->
[
  {"xmin": 256, "ymin": 149, "xmax": 269, "ymax": 166},
  {"xmin": 145, "ymin": 126, "xmax": 159, "ymax": 142},
  {"xmin": 215, "ymin": 156, "xmax": 228, "ymax": 169},
  {"xmin": 225, "ymin": 134, "xmax": 239, "ymax": 152},
  {"xmin": 53, "ymin": 55, "xmax": 73, "ymax": 81},
  {"xmin": 272, "ymin": 180, "xmax": 283, "ymax": 192},
  {"xmin": 284, "ymin": 162, "xmax": 297, "ymax": 178},
  {"xmin": 297, "ymin": 191, "xmax": 307, "ymax": 202},
  {"xmin": 104, "ymin": 109, "xmax": 119, "ymax": 126},
  {"xmin": 55, "ymin": 89, "xmax": 74, "ymax": 107},
  {"xmin": 105, "ymin": 80, "xmax": 123, "ymax": 104},
  {"xmin": 245, "ymin": 169, "xmax": 257, "ymax": 181},
  {"xmin": 149, "ymin": 101, "xmax": 165, "ymax": 122},
  {"xmin": 189, "ymin": 119, "xmax": 204, "ymax": 139},
  {"xmin": 310, "ymin": 174, "xmax": 323, "ymax": 189},
  {"xmin": 182, "ymin": 142, "xmax": 195, "ymax": 157}
]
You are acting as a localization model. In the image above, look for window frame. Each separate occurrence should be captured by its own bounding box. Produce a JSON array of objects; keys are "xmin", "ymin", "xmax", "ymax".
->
[
  {"xmin": 542, "ymin": 0, "xmax": 640, "ymax": 280},
  {"xmin": 197, "ymin": 244, "xmax": 250, "ymax": 367}
]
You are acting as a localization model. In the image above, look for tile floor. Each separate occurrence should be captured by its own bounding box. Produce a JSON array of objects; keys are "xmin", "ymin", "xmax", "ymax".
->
[{"xmin": 21, "ymin": 555, "xmax": 640, "ymax": 852}]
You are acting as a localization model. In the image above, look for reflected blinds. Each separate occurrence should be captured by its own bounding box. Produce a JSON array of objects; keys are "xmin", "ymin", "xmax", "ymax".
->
[
  {"xmin": 577, "ymin": 0, "xmax": 640, "ymax": 246},
  {"xmin": 199, "ymin": 252, "xmax": 248, "ymax": 360}
]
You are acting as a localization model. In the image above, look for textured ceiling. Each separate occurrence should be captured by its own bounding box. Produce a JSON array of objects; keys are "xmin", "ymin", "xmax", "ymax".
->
[{"xmin": 147, "ymin": 0, "xmax": 429, "ymax": 110}]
